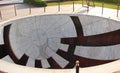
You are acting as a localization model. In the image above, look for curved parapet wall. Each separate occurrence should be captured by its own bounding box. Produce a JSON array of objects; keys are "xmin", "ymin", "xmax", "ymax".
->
[
  {"xmin": 0, "ymin": 14, "xmax": 120, "ymax": 69},
  {"xmin": 0, "ymin": 59, "xmax": 120, "ymax": 73}
]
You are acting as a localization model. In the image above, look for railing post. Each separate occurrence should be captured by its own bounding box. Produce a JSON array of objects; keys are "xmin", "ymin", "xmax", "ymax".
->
[
  {"xmin": 102, "ymin": 0, "xmax": 104, "ymax": 15},
  {"xmin": 82, "ymin": 0, "xmax": 84, "ymax": 6},
  {"xmin": 87, "ymin": 0, "xmax": 90, "ymax": 12},
  {"xmin": 73, "ymin": 0, "xmax": 75, "ymax": 12},
  {"xmin": 44, "ymin": 6, "xmax": 46, "ymax": 12},
  {"xmin": 0, "ymin": 10, "xmax": 2, "ymax": 20},
  {"xmin": 92, "ymin": 0, "xmax": 95, "ymax": 7},
  {"xmin": 29, "ymin": 4, "xmax": 31, "ymax": 14},
  {"xmin": 117, "ymin": 0, "xmax": 119, "ymax": 17},
  {"xmin": 14, "ymin": 4, "xmax": 17, "ymax": 16},
  {"xmin": 58, "ymin": 0, "xmax": 60, "ymax": 12},
  {"xmin": 76, "ymin": 60, "xmax": 80, "ymax": 73}
]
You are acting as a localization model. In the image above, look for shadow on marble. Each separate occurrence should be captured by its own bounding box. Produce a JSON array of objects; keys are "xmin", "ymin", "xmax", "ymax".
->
[
  {"xmin": 0, "ymin": 70, "xmax": 7, "ymax": 73},
  {"xmin": 113, "ymin": 71, "xmax": 120, "ymax": 73}
]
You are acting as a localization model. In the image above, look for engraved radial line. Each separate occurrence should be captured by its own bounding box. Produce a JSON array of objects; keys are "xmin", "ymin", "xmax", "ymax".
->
[
  {"xmin": 35, "ymin": 60, "xmax": 42, "ymax": 68},
  {"xmin": 56, "ymin": 45, "xmax": 76, "ymax": 68},
  {"xmin": 61, "ymin": 37, "xmax": 77, "ymax": 45},
  {"xmin": 57, "ymin": 45, "xmax": 76, "ymax": 60},
  {"xmin": 57, "ymin": 49, "xmax": 76, "ymax": 68},
  {"xmin": 70, "ymin": 16, "xmax": 83, "ymax": 36},
  {"xmin": 47, "ymin": 57, "xmax": 61, "ymax": 69},
  {"xmin": 17, "ymin": 54, "xmax": 29, "ymax": 66},
  {"xmin": 66, "ymin": 45, "xmax": 76, "ymax": 60}
]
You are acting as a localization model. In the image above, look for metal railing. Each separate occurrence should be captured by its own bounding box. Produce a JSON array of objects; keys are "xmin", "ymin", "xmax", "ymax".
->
[
  {"xmin": 117, "ymin": 0, "xmax": 120, "ymax": 17},
  {"xmin": 0, "ymin": 0, "xmax": 120, "ymax": 21},
  {"xmin": 82, "ymin": 0, "xmax": 95, "ymax": 12}
]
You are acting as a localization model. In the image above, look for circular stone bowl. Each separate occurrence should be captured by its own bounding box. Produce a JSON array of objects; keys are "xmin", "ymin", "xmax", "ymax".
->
[{"xmin": 0, "ymin": 14, "xmax": 120, "ymax": 69}]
